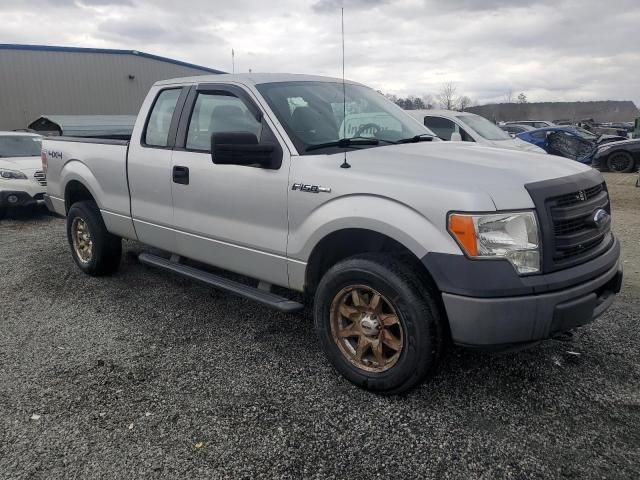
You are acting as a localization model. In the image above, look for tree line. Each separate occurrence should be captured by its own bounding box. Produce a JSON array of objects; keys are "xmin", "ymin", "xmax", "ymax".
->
[{"xmin": 384, "ymin": 82, "xmax": 528, "ymax": 111}]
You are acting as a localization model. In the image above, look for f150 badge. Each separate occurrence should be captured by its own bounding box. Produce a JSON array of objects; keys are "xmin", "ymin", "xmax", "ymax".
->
[{"xmin": 291, "ymin": 183, "xmax": 331, "ymax": 193}]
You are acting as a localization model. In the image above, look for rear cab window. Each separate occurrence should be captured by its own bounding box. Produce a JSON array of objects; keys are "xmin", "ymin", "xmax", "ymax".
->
[{"xmin": 144, "ymin": 89, "xmax": 182, "ymax": 147}]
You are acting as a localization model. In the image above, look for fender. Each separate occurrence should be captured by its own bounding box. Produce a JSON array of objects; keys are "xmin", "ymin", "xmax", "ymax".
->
[
  {"xmin": 286, "ymin": 194, "xmax": 464, "ymax": 290},
  {"xmin": 61, "ymin": 159, "xmax": 104, "ymax": 210},
  {"xmin": 60, "ymin": 159, "xmax": 137, "ymax": 239}
]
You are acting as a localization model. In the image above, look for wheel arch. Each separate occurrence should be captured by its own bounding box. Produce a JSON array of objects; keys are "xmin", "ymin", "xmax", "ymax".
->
[
  {"xmin": 64, "ymin": 179, "xmax": 96, "ymax": 213},
  {"xmin": 303, "ymin": 228, "xmax": 441, "ymax": 298},
  {"xmin": 61, "ymin": 160, "xmax": 103, "ymax": 213}
]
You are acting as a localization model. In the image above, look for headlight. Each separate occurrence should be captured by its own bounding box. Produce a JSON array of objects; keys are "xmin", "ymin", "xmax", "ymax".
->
[
  {"xmin": 0, "ymin": 169, "xmax": 28, "ymax": 180},
  {"xmin": 448, "ymin": 211, "xmax": 540, "ymax": 274}
]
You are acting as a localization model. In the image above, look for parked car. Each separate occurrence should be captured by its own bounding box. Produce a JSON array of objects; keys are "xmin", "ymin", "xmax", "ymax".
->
[
  {"xmin": 516, "ymin": 127, "xmax": 597, "ymax": 163},
  {"xmin": 499, "ymin": 124, "xmax": 535, "ymax": 137},
  {"xmin": 42, "ymin": 73, "xmax": 622, "ymax": 394},
  {"xmin": 0, "ymin": 131, "xmax": 46, "ymax": 219},
  {"xmin": 592, "ymin": 138, "xmax": 640, "ymax": 173},
  {"xmin": 505, "ymin": 120, "xmax": 556, "ymax": 128},
  {"xmin": 599, "ymin": 122, "xmax": 634, "ymax": 137},
  {"xmin": 407, "ymin": 110, "xmax": 545, "ymax": 153},
  {"xmin": 577, "ymin": 119, "xmax": 628, "ymax": 138},
  {"xmin": 568, "ymin": 126, "xmax": 627, "ymax": 145}
]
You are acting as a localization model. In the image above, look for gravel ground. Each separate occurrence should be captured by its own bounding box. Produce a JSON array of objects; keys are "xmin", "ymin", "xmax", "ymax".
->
[{"xmin": 1, "ymin": 173, "xmax": 639, "ymax": 479}]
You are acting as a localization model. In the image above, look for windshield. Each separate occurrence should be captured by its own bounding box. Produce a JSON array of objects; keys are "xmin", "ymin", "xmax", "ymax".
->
[
  {"xmin": 456, "ymin": 115, "xmax": 512, "ymax": 141},
  {"xmin": 0, "ymin": 135, "xmax": 42, "ymax": 157},
  {"xmin": 256, "ymin": 81, "xmax": 432, "ymax": 154}
]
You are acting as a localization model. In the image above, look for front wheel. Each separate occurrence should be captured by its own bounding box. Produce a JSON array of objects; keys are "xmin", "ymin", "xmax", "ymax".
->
[
  {"xmin": 314, "ymin": 254, "xmax": 446, "ymax": 395},
  {"xmin": 607, "ymin": 152, "xmax": 635, "ymax": 173},
  {"xmin": 66, "ymin": 200, "xmax": 122, "ymax": 276}
]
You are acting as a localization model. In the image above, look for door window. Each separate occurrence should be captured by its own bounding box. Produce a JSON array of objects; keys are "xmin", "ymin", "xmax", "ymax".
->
[
  {"xmin": 423, "ymin": 116, "xmax": 456, "ymax": 141},
  {"xmin": 423, "ymin": 116, "xmax": 474, "ymax": 142},
  {"xmin": 144, "ymin": 89, "xmax": 181, "ymax": 147},
  {"xmin": 186, "ymin": 93, "xmax": 261, "ymax": 151}
]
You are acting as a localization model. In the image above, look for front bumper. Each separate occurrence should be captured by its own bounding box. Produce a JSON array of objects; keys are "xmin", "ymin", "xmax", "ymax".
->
[
  {"xmin": 0, "ymin": 190, "xmax": 45, "ymax": 207},
  {"xmin": 423, "ymin": 238, "xmax": 622, "ymax": 348}
]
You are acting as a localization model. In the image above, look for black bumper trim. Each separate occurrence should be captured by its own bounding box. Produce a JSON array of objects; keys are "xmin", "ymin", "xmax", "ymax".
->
[
  {"xmin": 422, "ymin": 236, "xmax": 620, "ymax": 298},
  {"xmin": 0, "ymin": 191, "xmax": 38, "ymax": 207}
]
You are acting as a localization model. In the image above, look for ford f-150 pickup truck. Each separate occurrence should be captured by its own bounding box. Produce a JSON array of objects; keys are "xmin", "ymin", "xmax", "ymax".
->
[{"xmin": 42, "ymin": 73, "xmax": 623, "ymax": 394}]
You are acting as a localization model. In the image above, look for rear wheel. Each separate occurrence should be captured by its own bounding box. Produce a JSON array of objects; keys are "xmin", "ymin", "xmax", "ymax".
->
[
  {"xmin": 607, "ymin": 151, "xmax": 635, "ymax": 173},
  {"xmin": 0, "ymin": 206, "xmax": 6, "ymax": 220},
  {"xmin": 66, "ymin": 200, "xmax": 122, "ymax": 275},
  {"xmin": 314, "ymin": 254, "xmax": 445, "ymax": 395}
]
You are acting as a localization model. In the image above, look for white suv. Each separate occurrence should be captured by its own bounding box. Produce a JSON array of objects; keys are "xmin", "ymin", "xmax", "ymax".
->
[
  {"xmin": 0, "ymin": 132, "xmax": 46, "ymax": 218},
  {"xmin": 408, "ymin": 109, "xmax": 546, "ymax": 154}
]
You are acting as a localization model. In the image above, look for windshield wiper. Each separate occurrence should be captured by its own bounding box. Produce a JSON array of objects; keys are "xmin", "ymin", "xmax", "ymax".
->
[
  {"xmin": 396, "ymin": 133, "xmax": 435, "ymax": 144},
  {"xmin": 305, "ymin": 137, "xmax": 379, "ymax": 152}
]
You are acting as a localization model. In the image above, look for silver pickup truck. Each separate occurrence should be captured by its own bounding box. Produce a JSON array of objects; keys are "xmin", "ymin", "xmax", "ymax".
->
[{"xmin": 42, "ymin": 73, "xmax": 623, "ymax": 394}]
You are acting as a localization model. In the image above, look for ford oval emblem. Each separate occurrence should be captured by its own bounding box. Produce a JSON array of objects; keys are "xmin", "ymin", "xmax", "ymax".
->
[{"xmin": 592, "ymin": 209, "xmax": 609, "ymax": 228}]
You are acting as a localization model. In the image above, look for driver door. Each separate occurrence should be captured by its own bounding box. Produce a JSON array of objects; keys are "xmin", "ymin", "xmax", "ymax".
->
[{"xmin": 170, "ymin": 85, "xmax": 291, "ymax": 287}]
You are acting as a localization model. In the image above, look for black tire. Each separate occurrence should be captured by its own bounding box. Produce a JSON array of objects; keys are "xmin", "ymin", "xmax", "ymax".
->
[
  {"xmin": 314, "ymin": 253, "xmax": 446, "ymax": 395},
  {"xmin": 606, "ymin": 151, "xmax": 635, "ymax": 173},
  {"xmin": 66, "ymin": 200, "xmax": 122, "ymax": 276},
  {"xmin": 0, "ymin": 206, "xmax": 6, "ymax": 220}
]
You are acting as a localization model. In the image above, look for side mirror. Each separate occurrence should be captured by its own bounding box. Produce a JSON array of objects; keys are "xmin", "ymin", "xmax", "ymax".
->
[
  {"xmin": 211, "ymin": 132, "xmax": 274, "ymax": 168},
  {"xmin": 450, "ymin": 131, "xmax": 462, "ymax": 142}
]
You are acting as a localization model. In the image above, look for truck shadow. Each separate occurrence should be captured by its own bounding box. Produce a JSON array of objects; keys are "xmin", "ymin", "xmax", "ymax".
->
[{"xmin": 0, "ymin": 205, "xmax": 56, "ymax": 224}]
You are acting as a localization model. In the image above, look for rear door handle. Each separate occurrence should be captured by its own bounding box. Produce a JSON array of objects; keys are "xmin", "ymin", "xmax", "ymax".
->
[{"xmin": 173, "ymin": 166, "xmax": 189, "ymax": 185}]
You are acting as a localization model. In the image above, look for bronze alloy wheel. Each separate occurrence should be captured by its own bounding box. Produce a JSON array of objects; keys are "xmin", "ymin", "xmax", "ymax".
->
[
  {"xmin": 71, "ymin": 217, "xmax": 93, "ymax": 263},
  {"xmin": 329, "ymin": 285, "xmax": 404, "ymax": 373}
]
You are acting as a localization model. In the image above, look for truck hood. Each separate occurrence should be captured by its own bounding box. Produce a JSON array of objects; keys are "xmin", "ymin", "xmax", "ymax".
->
[
  {"xmin": 0, "ymin": 155, "xmax": 42, "ymax": 172},
  {"xmin": 345, "ymin": 141, "xmax": 591, "ymax": 209}
]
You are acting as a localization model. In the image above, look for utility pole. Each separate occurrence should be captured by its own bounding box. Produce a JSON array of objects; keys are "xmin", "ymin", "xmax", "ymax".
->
[{"xmin": 232, "ymin": 49, "xmax": 235, "ymax": 73}]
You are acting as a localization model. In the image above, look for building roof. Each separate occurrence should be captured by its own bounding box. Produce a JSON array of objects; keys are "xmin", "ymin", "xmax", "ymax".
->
[
  {"xmin": 28, "ymin": 115, "xmax": 137, "ymax": 137},
  {"xmin": 0, "ymin": 131, "xmax": 41, "ymax": 137},
  {"xmin": 0, "ymin": 43, "xmax": 224, "ymax": 74}
]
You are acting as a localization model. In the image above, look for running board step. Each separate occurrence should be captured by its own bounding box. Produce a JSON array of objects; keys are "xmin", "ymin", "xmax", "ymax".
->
[{"xmin": 138, "ymin": 253, "xmax": 304, "ymax": 313}]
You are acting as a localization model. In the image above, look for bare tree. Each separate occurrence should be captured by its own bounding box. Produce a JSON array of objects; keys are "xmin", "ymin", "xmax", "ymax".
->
[
  {"xmin": 437, "ymin": 82, "xmax": 458, "ymax": 110},
  {"xmin": 517, "ymin": 92, "xmax": 528, "ymax": 104},
  {"xmin": 458, "ymin": 96, "xmax": 472, "ymax": 112},
  {"xmin": 503, "ymin": 88, "xmax": 514, "ymax": 104}
]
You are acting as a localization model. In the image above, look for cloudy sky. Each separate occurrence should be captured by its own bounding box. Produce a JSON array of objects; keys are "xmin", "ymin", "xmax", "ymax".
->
[{"xmin": 2, "ymin": 0, "xmax": 639, "ymax": 105}]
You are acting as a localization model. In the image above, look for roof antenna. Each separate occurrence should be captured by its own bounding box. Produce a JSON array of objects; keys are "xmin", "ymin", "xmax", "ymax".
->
[{"xmin": 340, "ymin": 7, "xmax": 351, "ymax": 169}]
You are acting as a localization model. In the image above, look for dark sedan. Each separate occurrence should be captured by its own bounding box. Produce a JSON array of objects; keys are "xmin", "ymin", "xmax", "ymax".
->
[{"xmin": 592, "ymin": 139, "xmax": 640, "ymax": 173}]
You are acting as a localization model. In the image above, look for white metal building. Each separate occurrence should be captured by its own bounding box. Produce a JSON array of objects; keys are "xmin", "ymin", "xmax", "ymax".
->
[{"xmin": 0, "ymin": 44, "xmax": 223, "ymax": 131}]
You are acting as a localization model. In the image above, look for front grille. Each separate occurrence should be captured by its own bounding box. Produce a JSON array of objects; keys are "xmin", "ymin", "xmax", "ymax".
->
[
  {"xmin": 553, "ymin": 183, "xmax": 603, "ymax": 207},
  {"xmin": 526, "ymin": 171, "xmax": 613, "ymax": 273},
  {"xmin": 34, "ymin": 170, "xmax": 47, "ymax": 186},
  {"xmin": 546, "ymin": 182, "xmax": 611, "ymax": 267}
]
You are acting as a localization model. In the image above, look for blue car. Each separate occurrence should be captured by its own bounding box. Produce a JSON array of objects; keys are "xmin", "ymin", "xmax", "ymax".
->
[{"xmin": 516, "ymin": 127, "xmax": 598, "ymax": 164}]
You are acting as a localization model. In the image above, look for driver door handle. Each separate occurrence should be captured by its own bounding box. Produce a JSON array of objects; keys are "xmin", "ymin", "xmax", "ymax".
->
[{"xmin": 173, "ymin": 166, "xmax": 189, "ymax": 185}]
